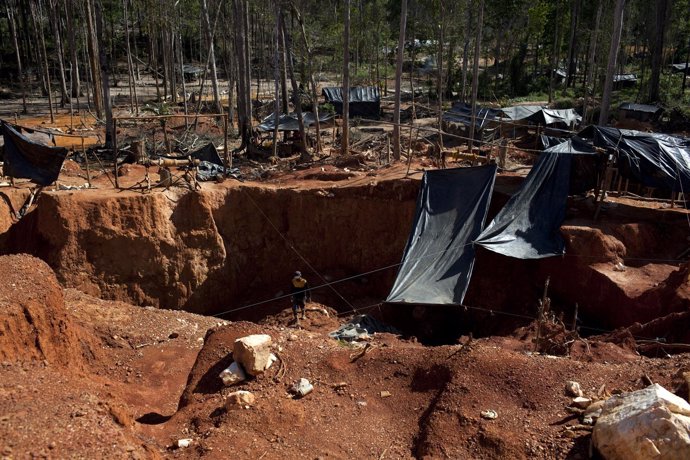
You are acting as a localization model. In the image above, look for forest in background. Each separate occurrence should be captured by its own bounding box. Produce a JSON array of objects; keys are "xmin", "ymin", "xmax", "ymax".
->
[{"xmin": 0, "ymin": 0, "xmax": 689, "ymax": 146}]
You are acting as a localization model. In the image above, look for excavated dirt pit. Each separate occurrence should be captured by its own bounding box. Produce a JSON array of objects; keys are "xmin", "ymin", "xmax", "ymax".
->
[{"xmin": 2, "ymin": 161, "xmax": 690, "ymax": 458}]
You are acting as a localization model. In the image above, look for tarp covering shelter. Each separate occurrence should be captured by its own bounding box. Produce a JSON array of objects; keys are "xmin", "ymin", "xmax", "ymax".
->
[
  {"xmin": 580, "ymin": 126, "xmax": 690, "ymax": 193},
  {"xmin": 442, "ymin": 102, "xmax": 502, "ymax": 131},
  {"xmin": 618, "ymin": 103, "xmax": 663, "ymax": 122},
  {"xmin": 474, "ymin": 150, "xmax": 582, "ymax": 259},
  {"xmin": 321, "ymin": 86, "xmax": 380, "ymax": 118},
  {"xmin": 670, "ymin": 63, "xmax": 690, "ymax": 74},
  {"xmin": 0, "ymin": 122, "xmax": 68, "ymax": 186},
  {"xmin": 501, "ymin": 105, "xmax": 581, "ymax": 127},
  {"xmin": 386, "ymin": 165, "xmax": 497, "ymax": 305},
  {"xmin": 257, "ymin": 112, "xmax": 333, "ymax": 132}
]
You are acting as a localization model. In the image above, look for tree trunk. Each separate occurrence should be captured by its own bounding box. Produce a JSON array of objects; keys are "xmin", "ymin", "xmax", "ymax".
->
[
  {"xmin": 293, "ymin": 3, "xmax": 322, "ymax": 152},
  {"xmin": 65, "ymin": 0, "xmax": 80, "ymax": 99},
  {"xmin": 272, "ymin": 2, "xmax": 281, "ymax": 159},
  {"xmin": 437, "ymin": 6, "xmax": 444, "ymax": 152},
  {"xmin": 342, "ymin": 0, "xmax": 350, "ymax": 155},
  {"xmin": 461, "ymin": 4, "xmax": 471, "ymax": 103},
  {"xmin": 85, "ymin": 0, "xmax": 103, "ymax": 117},
  {"xmin": 124, "ymin": 0, "xmax": 138, "ymax": 114},
  {"xmin": 49, "ymin": 0, "xmax": 69, "ymax": 106},
  {"xmin": 582, "ymin": 0, "xmax": 602, "ymax": 125},
  {"xmin": 649, "ymin": 0, "xmax": 670, "ymax": 102},
  {"xmin": 232, "ymin": 0, "xmax": 252, "ymax": 149},
  {"xmin": 95, "ymin": 0, "xmax": 113, "ymax": 146},
  {"xmin": 201, "ymin": 0, "xmax": 222, "ymax": 113},
  {"xmin": 564, "ymin": 0, "xmax": 581, "ymax": 89},
  {"xmin": 468, "ymin": 0, "xmax": 484, "ymax": 147},
  {"xmin": 392, "ymin": 0, "xmax": 407, "ymax": 161},
  {"xmin": 31, "ymin": 0, "xmax": 54, "ymax": 122},
  {"xmin": 280, "ymin": 9, "xmax": 308, "ymax": 158},
  {"xmin": 599, "ymin": 0, "xmax": 626, "ymax": 125},
  {"xmin": 548, "ymin": 3, "xmax": 562, "ymax": 103},
  {"xmin": 6, "ymin": 0, "xmax": 27, "ymax": 113}
]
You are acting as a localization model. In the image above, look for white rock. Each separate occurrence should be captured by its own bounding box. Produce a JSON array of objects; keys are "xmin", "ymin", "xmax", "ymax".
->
[
  {"xmin": 233, "ymin": 334, "xmax": 273, "ymax": 376},
  {"xmin": 177, "ymin": 439, "xmax": 192, "ymax": 448},
  {"xmin": 571, "ymin": 397, "xmax": 592, "ymax": 409},
  {"xmin": 219, "ymin": 361, "xmax": 246, "ymax": 386},
  {"xmin": 225, "ymin": 390, "xmax": 256, "ymax": 409},
  {"xmin": 565, "ymin": 381, "xmax": 583, "ymax": 397},
  {"xmin": 266, "ymin": 353, "xmax": 277, "ymax": 370},
  {"xmin": 291, "ymin": 378, "xmax": 313, "ymax": 398},
  {"xmin": 592, "ymin": 384, "xmax": 690, "ymax": 460}
]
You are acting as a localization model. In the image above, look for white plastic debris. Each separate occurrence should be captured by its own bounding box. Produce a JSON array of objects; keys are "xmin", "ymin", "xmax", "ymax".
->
[{"xmin": 291, "ymin": 378, "xmax": 314, "ymax": 398}]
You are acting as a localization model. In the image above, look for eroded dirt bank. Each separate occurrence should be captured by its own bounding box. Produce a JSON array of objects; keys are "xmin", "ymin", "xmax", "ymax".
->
[{"xmin": 1, "ymin": 168, "xmax": 690, "ymax": 335}]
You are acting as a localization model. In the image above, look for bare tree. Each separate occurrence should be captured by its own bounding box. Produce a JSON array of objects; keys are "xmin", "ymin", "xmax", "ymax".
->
[
  {"xmin": 293, "ymin": 2, "xmax": 322, "ymax": 152},
  {"xmin": 649, "ymin": 0, "xmax": 670, "ymax": 102},
  {"xmin": 342, "ymin": 0, "xmax": 351, "ymax": 155},
  {"xmin": 280, "ymin": 6, "xmax": 308, "ymax": 158},
  {"xmin": 201, "ymin": 0, "xmax": 222, "ymax": 113},
  {"xmin": 468, "ymin": 0, "xmax": 484, "ymax": 147},
  {"xmin": 599, "ymin": 0, "xmax": 626, "ymax": 125},
  {"xmin": 392, "ymin": 0, "xmax": 408, "ymax": 161},
  {"xmin": 6, "ymin": 0, "xmax": 27, "ymax": 113},
  {"xmin": 582, "ymin": 0, "xmax": 603, "ymax": 125}
]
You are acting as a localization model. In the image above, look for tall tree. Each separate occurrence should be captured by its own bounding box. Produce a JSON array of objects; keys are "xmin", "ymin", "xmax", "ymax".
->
[
  {"xmin": 392, "ymin": 0, "xmax": 408, "ymax": 161},
  {"xmin": 341, "ymin": 0, "xmax": 350, "ymax": 155},
  {"xmin": 649, "ymin": 0, "xmax": 670, "ymax": 102},
  {"xmin": 201, "ymin": 0, "xmax": 222, "ymax": 113},
  {"xmin": 599, "ymin": 0, "xmax": 626, "ymax": 125},
  {"xmin": 468, "ymin": 0, "xmax": 484, "ymax": 147}
]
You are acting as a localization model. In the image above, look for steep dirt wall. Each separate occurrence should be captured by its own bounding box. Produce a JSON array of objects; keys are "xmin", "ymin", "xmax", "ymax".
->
[
  {"xmin": 1, "ymin": 179, "xmax": 419, "ymax": 318},
  {"xmin": 1, "ymin": 179, "xmax": 689, "ymax": 334}
]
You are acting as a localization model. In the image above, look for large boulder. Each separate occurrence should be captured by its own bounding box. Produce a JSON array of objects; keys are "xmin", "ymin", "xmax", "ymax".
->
[
  {"xmin": 233, "ymin": 334, "xmax": 273, "ymax": 376},
  {"xmin": 592, "ymin": 383, "xmax": 690, "ymax": 459}
]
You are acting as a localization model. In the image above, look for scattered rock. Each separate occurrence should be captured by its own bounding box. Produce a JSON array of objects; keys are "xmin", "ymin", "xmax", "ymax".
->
[
  {"xmin": 225, "ymin": 391, "xmax": 256, "ymax": 410},
  {"xmin": 593, "ymin": 384, "xmax": 690, "ymax": 459},
  {"xmin": 480, "ymin": 410, "xmax": 498, "ymax": 420},
  {"xmin": 571, "ymin": 397, "xmax": 592, "ymax": 409},
  {"xmin": 219, "ymin": 362, "xmax": 246, "ymax": 386},
  {"xmin": 565, "ymin": 381, "xmax": 583, "ymax": 397},
  {"xmin": 583, "ymin": 399, "xmax": 606, "ymax": 425},
  {"xmin": 380, "ymin": 391, "xmax": 391, "ymax": 398},
  {"xmin": 290, "ymin": 378, "xmax": 314, "ymax": 398},
  {"xmin": 233, "ymin": 334, "xmax": 273, "ymax": 376},
  {"xmin": 177, "ymin": 439, "xmax": 193, "ymax": 449}
]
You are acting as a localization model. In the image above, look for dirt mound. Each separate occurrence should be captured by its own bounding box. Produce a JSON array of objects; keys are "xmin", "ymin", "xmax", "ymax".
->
[
  {"xmin": 178, "ymin": 321, "xmax": 274, "ymax": 409},
  {"xmin": 0, "ymin": 254, "xmax": 90, "ymax": 366}
]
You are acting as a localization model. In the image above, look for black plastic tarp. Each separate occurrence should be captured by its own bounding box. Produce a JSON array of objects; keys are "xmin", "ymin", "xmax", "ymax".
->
[
  {"xmin": 386, "ymin": 165, "xmax": 497, "ymax": 305},
  {"xmin": 543, "ymin": 136, "xmax": 602, "ymax": 194},
  {"xmin": 501, "ymin": 106, "xmax": 581, "ymax": 127},
  {"xmin": 321, "ymin": 86, "xmax": 381, "ymax": 117},
  {"xmin": 1, "ymin": 122, "xmax": 68, "ymax": 185},
  {"xmin": 475, "ymin": 151, "xmax": 573, "ymax": 259},
  {"xmin": 580, "ymin": 126, "xmax": 690, "ymax": 193},
  {"xmin": 442, "ymin": 102, "xmax": 501, "ymax": 131},
  {"xmin": 257, "ymin": 111, "xmax": 333, "ymax": 132}
]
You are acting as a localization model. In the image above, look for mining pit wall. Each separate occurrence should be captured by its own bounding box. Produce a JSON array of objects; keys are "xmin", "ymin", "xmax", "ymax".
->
[{"xmin": 1, "ymin": 177, "xmax": 689, "ymax": 334}]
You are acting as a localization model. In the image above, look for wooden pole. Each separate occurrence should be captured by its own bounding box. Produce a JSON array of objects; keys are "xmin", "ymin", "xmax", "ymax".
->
[
  {"xmin": 113, "ymin": 118, "xmax": 119, "ymax": 189},
  {"xmin": 82, "ymin": 138, "xmax": 91, "ymax": 187},
  {"xmin": 224, "ymin": 114, "xmax": 230, "ymax": 169}
]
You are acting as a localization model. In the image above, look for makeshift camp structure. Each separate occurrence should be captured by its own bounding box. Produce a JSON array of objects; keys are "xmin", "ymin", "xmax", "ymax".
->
[
  {"xmin": 618, "ymin": 103, "xmax": 663, "ymax": 123},
  {"xmin": 321, "ymin": 86, "xmax": 380, "ymax": 118},
  {"xmin": 612, "ymin": 74, "xmax": 638, "ymax": 88},
  {"xmin": 257, "ymin": 112, "xmax": 333, "ymax": 132},
  {"xmin": 387, "ymin": 136, "xmax": 604, "ymax": 306},
  {"xmin": 0, "ymin": 122, "xmax": 68, "ymax": 186},
  {"xmin": 670, "ymin": 63, "xmax": 690, "ymax": 75},
  {"xmin": 580, "ymin": 126, "xmax": 690, "ymax": 194},
  {"xmin": 441, "ymin": 103, "xmax": 502, "ymax": 143},
  {"xmin": 500, "ymin": 106, "xmax": 581, "ymax": 129}
]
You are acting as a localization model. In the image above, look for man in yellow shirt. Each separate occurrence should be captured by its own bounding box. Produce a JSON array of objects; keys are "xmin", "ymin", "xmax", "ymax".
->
[{"xmin": 291, "ymin": 271, "xmax": 311, "ymax": 323}]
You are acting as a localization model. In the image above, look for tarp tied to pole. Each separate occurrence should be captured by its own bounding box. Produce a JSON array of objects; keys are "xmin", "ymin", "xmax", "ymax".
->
[
  {"xmin": 1, "ymin": 122, "xmax": 68, "ymax": 186},
  {"xmin": 386, "ymin": 165, "xmax": 497, "ymax": 305},
  {"xmin": 474, "ymin": 151, "xmax": 575, "ymax": 259},
  {"xmin": 581, "ymin": 126, "xmax": 690, "ymax": 193}
]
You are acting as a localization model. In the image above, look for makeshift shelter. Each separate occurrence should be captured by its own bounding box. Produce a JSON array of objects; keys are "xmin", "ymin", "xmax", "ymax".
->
[
  {"xmin": 441, "ymin": 103, "xmax": 502, "ymax": 143},
  {"xmin": 0, "ymin": 122, "xmax": 68, "ymax": 186},
  {"xmin": 321, "ymin": 86, "xmax": 380, "ymax": 118},
  {"xmin": 501, "ymin": 105, "xmax": 581, "ymax": 129},
  {"xmin": 618, "ymin": 103, "xmax": 663, "ymax": 123},
  {"xmin": 670, "ymin": 63, "xmax": 690, "ymax": 75},
  {"xmin": 580, "ymin": 126, "xmax": 690, "ymax": 193},
  {"xmin": 612, "ymin": 74, "xmax": 638, "ymax": 88},
  {"xmin": 257, "ymin": 112, "xmax": 333, "ymax": 132},
  {"xmin": 386, "ymin": 165, "xmax": 497, "ymax": 305}
]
